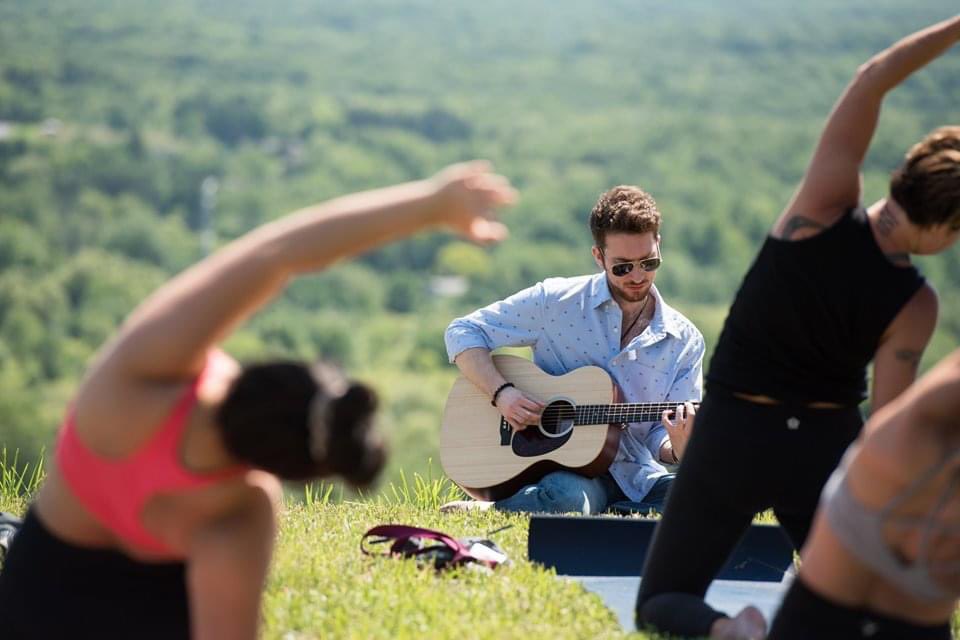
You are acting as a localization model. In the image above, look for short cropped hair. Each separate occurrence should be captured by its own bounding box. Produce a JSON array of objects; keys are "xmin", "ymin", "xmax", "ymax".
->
[
  {"xmin": 589, "ymin": 186, "xmax": 661, "ymax": 247},
  {"xmin": 890, "ymin": 126, "xmax": 960, "ymax": 228}
]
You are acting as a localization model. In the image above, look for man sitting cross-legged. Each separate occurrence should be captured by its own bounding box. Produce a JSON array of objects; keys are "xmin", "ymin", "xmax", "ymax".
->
[{"xmin": 441, "ymin": 185, "xmax": 703, "ymax": 515}]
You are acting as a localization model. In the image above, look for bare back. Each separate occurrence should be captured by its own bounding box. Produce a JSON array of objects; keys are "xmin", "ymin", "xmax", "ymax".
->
[
  {"xmin": 800, "ymin": 351, "xmax": 960, "ymax": 623},
  {"xmin": 35, "ymin": 352, "xmax": 269, "ymax": 561}
]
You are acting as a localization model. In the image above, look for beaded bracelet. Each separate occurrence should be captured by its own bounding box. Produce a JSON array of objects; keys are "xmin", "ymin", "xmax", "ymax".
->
[{"xmin": 490, "ymin": 382, "xmax": 515, "ymax": 407}]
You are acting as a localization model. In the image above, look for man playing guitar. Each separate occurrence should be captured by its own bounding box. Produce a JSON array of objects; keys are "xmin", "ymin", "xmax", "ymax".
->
[{"xmin": 441, "ymin": 185, "xmax": 703, "ymax": 514}]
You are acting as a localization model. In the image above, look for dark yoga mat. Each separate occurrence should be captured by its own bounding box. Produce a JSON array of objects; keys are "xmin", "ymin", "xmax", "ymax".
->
[{"xmin": 528, "ymin": 515, "xmax": 793, "ymax": 581}]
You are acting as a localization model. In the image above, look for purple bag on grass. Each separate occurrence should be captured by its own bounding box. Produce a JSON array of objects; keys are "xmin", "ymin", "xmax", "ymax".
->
[{"xmin": 361, "ymin": 524, "xmax": 510, "ymax": 571}]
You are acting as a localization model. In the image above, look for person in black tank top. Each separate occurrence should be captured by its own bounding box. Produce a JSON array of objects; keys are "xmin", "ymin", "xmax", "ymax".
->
[
  {"xmin": 637, "ymin": 14, "xmax": 960, "ymax": 640},
  {"xmin": 709, "ymin": 207, "xmax": 924, "ymax": 406}
]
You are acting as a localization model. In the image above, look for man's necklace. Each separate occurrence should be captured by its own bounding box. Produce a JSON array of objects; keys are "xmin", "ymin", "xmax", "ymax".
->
[{"xmin": 620, "ymin": 295, "xmax": 650, "ymax": 340}]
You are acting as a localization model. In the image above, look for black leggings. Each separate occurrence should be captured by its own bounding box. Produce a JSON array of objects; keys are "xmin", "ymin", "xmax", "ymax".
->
[
  {"xmin": 0, "ymin": 509, "xmax": 190, "ymax": 639},
  {"xmin": 635, "ymin": 391, "xmax": 862, "ymax": 637},
  {"xmin": 769, "ymin": 577, "xmax": 951, "ymax": 639}
]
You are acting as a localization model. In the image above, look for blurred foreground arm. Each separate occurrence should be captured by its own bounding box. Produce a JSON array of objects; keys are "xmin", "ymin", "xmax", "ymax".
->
[{"xmin": 95, "ymin": 162, "xmax": 516, "ymax": 381}]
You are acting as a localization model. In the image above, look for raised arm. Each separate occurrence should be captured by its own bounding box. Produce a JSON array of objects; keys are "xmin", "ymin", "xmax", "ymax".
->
[
  {"xmin": 774, "ymin": 14, "xmax": 960, "ymax": 240},
  {"xmin": 94, "ymin": 162, "xmax": 515, "ymax": 381},
  {"xmin": 894, "ymin": 346, "xmax": 960, "ymax": 451}
]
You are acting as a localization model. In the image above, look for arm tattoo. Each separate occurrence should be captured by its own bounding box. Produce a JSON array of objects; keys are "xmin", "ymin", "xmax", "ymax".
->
[
  {"xmin": 779, "ymin": 215, "xmax": 826, "ymax": 240},
  {"xmin": 895, "ymin": 348, "xmax": 922, "ymax": 368}
]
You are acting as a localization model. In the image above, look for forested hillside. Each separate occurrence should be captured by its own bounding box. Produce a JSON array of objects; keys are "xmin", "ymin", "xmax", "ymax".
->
[{"xmin": 1, "ymin": 0, "xmax": 957, "ymax": 487}]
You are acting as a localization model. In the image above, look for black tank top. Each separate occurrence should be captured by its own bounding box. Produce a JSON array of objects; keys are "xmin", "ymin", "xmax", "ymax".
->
[{"xmin": 707, "ymin": 207, "xmax": 925, "ymax": 405}]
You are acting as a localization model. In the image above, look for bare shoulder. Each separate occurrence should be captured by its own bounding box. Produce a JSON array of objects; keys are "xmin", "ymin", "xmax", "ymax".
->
[
  {"xmin": 903, "ymin": 347, "xmax": 960, "ymax": 434},
  {"xmin": 208, "ymin": 472, "xmax": 281, "ymax": 524},
  {"xmin": 244, "ymin": 471, "xmax": 283, "ymax": 514},
  {"xmin": 875, "ymin": 353, "xmax": 960, "ymax": 479},
  {"xmin": 890, "ymin": 282, "xmax": 939, "ymax": 333},
  {"xmin": 878, "ymin": 283, "xmax": 938, "ymax": 360},
  {"xmin": 72, "ymin": 370, "xmax": 191, "ymax": 457},
  {"xmin": 141, "ymin": 472, "xmax": 279, "ymax": 554},
  {"xmin": 180, "ymin": 473, "xmax": 280, "ymax": 548},
  {"xmin": 75, "ymin": 350, "xmax": 237, "ymax": 457}
]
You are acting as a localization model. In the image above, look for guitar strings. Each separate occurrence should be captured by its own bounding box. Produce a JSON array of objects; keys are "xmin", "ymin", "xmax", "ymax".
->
[
  {"xmin": 547, "ymin": 403, "xmax": 692, "ymax": 426},
  {"xmin": 561, "ymin": 402, "xmax": 679, "ymax": 424}
]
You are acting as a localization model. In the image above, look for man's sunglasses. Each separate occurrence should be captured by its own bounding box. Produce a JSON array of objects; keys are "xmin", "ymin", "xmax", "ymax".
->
[{"xmin": 600, "ymin": 249, "xmax": 663, "ymax": 277}]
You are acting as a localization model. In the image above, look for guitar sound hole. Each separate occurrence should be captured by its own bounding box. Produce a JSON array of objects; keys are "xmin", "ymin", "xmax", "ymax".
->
[{"xmin": 539, "ymin": 400, "xmax": 576, "ymax": 438}]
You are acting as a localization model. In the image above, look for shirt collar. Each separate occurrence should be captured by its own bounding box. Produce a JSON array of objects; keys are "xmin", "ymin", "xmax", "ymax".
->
[
  {"xmin": 590, "ymin": 273, "xmax": 684, "ymax": 340},
  {"xmin": 589, "ymin": 272, "xmax": 613, "ymax": 309},
  {"xmin": 648, "ymin": 285, "xmax": 684, "ymax": 340}
]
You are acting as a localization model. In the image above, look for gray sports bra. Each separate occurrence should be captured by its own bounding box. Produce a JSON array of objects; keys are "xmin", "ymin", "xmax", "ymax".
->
[{"xmin": 823, "ymin": 447, "xmax": 960, "ymax": 602}]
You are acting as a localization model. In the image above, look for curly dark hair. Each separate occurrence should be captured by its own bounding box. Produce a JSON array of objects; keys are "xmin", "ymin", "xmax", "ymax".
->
[{"xmin": 589, "ymin": 185, "xmax": 662, "ymax": 247}]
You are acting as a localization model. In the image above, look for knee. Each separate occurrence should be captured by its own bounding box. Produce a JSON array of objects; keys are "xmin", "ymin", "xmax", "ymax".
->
[
  {"xmin": 635, "ymin": 581, "xmax": 657, "ymax": 618},
  {"xmin": 537, "ymin": 472, "xmax": 588, "ymax": 514},
  {"xmin": 634, "ymin": 591, "xmax": 661, "ymax": 628},
  {"xmin": 635, "ymin": 592, "xmax": 721, "ymax": 637},
  {"xmin": 640, "ymin": 476, "xmax": 674, "ymax": 511}
]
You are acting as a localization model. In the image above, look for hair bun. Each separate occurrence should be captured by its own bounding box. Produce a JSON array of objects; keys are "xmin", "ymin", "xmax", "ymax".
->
[{"xmin": 326, "ymin": 382, "xmax": 385, "ymax": 487}]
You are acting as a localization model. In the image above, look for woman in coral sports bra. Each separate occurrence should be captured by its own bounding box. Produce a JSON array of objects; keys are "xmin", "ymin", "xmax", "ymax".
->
[{"xmin": 0, "ymin": 162, "xmax": 514, "ymax": 640}]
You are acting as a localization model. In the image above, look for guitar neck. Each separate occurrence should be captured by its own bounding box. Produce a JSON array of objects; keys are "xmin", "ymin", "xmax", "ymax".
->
[{"xmin": 575, "ymin": 403, "xmax": 685, "ymax": 425}]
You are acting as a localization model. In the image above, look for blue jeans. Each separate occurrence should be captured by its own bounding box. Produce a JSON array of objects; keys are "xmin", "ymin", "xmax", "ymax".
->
[{"xmin": 494, "ymin": 471, "xmax": 675, "ymax": 515}]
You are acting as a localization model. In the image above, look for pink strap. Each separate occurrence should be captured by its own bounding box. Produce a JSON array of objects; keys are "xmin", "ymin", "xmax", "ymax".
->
[{"xmin": 361, "ymin": 525, "xmax": 475, "ymax": 565}]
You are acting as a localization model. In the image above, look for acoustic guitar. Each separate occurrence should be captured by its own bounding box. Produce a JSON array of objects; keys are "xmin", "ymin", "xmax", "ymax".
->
[{"xmin": 439, "ymin": 354, "xmax": 693, "ymax": 501}]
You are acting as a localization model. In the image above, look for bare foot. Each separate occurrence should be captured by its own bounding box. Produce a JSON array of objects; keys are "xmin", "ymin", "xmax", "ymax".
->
[
  {"xmin": 439, "ymin": 500, "xmax": 495, "ymax": 513},
  {"xmin": 710, "ymin": 606, "xmax": 767, "ymax": 640}
]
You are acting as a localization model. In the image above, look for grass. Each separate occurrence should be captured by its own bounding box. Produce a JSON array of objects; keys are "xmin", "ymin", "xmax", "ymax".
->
[
  {"xmin": 268, "ymin": 471, "xmax": 639, "ymax": 639},
  {"xmin": 267, "ymin": 500, "xmax": 632, "ymax": 639},
  {"xmin": 0, "ymin": 449, "xmax": 44, "ymax": 514},
  {"xmin": 1, "ymin": 453, "xmax": 957, "ymax": 639},
  {"xmin": 0, "ymin": 453, "xmax": 640, "ymax": 639}
]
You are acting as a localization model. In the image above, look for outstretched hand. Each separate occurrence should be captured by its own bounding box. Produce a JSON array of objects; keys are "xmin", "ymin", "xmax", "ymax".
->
[{"xmin": 430, "ymin": 161, "xmax": 516, "ymax": 244}]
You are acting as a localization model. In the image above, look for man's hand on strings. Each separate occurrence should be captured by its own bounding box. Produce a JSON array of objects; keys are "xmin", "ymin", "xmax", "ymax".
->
[
  {"xmin": 662, "ymin": 401, "xmax": 696, "ymax": 463},
  {"xmin": 495, "ymin": 387, "xmax": 545, "ymax": 432}
]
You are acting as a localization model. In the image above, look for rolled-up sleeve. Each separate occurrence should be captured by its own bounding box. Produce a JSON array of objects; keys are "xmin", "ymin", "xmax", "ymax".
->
[
  {"xmin": 644, "ymin": 330, "xmax": 706, "ymax": 455},
  {"xmin": 444, "ymin": 282, "xmax": 546, "ymax": 362}
]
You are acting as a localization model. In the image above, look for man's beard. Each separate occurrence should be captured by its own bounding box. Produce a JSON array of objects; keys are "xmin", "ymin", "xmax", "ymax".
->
[{"xmin": 609, "ymin": 280, "xmax": 651, "ymax": 304}]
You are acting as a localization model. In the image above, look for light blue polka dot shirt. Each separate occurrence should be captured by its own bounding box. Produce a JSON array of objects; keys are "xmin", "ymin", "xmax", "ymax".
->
[{"xmin": 445, "ymin": 272, "xmax": 705, "ymax": 502}]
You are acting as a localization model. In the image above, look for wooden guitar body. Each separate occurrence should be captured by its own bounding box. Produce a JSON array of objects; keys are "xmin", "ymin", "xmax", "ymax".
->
[{"xmin": 439, "ymin": 355, "xmax": 621, "ymax": 501}]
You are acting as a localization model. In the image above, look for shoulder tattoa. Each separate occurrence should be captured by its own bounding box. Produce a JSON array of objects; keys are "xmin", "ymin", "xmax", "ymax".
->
[{"xmin": 778, "ymin": 215, "xmax": 826, "ymax": 240}]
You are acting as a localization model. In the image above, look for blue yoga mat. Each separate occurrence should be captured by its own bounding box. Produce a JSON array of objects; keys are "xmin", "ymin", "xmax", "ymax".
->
[
  {"xmin": 528, "ymin": 514, "xmax": 794, "ymax": 581},
  {"xmin": 527, "ymin": 515, "xmax": 795, "ymax": 630}
]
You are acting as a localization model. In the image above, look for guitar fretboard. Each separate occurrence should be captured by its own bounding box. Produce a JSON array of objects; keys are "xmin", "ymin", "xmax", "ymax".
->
[{"xmin": 573, "ymin": 403, "xmax": 690, "ymax": 425}]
